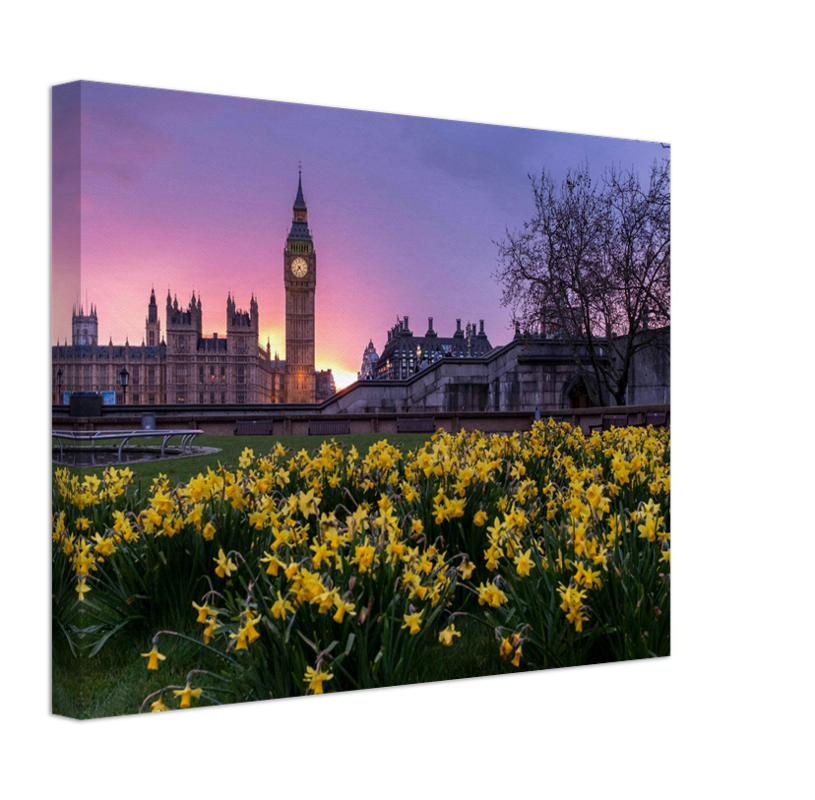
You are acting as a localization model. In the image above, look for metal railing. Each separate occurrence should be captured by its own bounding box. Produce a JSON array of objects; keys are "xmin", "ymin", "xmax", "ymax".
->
[{"xmin": 52, "ymin": 429, "xmax": 203, "ymax": 462}]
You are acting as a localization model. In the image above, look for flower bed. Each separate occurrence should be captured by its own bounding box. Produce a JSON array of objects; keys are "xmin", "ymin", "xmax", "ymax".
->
[{"xmin": 52, "ymin": 419, "xmax": 670, "ymax": 714}]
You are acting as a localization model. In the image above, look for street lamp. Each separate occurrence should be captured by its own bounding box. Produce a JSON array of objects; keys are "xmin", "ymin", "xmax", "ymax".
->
[
  {"xmin": 119, "ymin": 365, "xmax": 130, "ymax": 405},
  {"xmin": 56, "ymin": 367, "xmax": 63, "ymax": 405}
]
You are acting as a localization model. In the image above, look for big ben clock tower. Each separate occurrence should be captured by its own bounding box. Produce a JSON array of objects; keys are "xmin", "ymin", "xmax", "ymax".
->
[{"xmin": 284, "ymin": 169, "xmax": 317, "ymax": 403}]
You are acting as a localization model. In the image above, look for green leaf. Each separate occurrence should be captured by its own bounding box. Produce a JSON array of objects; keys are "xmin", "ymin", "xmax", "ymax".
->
[{"xmin": 86, "ymin": 617, "xmax": 138, "ymax": 657}]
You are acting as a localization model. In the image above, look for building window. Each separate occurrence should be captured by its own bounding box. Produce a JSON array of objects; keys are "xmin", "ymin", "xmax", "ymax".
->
[
  {"xmin": 99, "ymin": 366, "xmax": 107, "ymax": 385},
  {"xmin": 236, "ymin": 393, "xmax": 245, "ymax": 404},
  {"xmin": 84, "ymin": 365, "xmax": 91, "ymax": 387},
  {"xmin": 132, "ymin": 393, "xmax": 139, "ymax": 404},
  {"xmin": 148, "ymin": 331, "xmax": 155, "ymax": 346},
  {"xmin": 177, "ymin": 393, "xmax": 186, "ymax": 403},
  {"xmin": 221, "ymin": 366, "xmax": 226, "ymax": 383},
  {"xmin": 148, "ymin": 366, "xmax": 155, "ymax": 386},
  {"xmin": 199, "ymin": 366, "xmax": 204, "ymax": 384},
  {"xmin": 199, "ymin": 392, "xmax": 204, "ymax": 404},
  {"xmin": 177, "ymin": 365, "xmax": 187, "ymax": 384},
  {"xmin": 210, "ymin": 392, "xmax": 215, "ymax": 404},
  {"xmin": 220, "ymin": 393, "xmax": 226, "ymax": 404},
  {"xmin": 236, "ymin": 365, "xmax": 245, "ymax": 385},
  {"xmin": 132, "ymin": 367, "xmax": 139, "ymax": 385},
  {"xmin": 148, "ymin": 394, "xmax": 155, "ymax": 404}
]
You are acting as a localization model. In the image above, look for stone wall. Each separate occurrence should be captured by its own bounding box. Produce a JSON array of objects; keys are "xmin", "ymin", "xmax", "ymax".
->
[
  {"xmin": 322, "ymin": 337, "xmax": 607, "ymax": 415},
  {"xmin": 53, "ymin": 405, "xmax": 670, "ymax": 438},
  {"xmin": 625, "ymin": 327, "xmax": 670, "ymax": 405},
  {"xmin": 321, "ymin": 328, "xmax": 670, "ymax": 414}
]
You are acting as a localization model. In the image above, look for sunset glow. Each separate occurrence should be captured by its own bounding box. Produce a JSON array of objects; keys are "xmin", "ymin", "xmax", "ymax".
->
[{"xmin": 52, "ymin": 81, "xmax": 666, "ymax": 381}]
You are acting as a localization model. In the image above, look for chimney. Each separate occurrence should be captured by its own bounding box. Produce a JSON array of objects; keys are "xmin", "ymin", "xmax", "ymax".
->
[{"xmin": 479, "ymin": 319, "xmax": 485, "ymax": 335}]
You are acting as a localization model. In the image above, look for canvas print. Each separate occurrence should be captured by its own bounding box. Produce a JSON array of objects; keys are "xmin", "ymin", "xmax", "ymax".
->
[{"xmin": 52, "ymin": 81, "xmax": 670, "ymax": 718}]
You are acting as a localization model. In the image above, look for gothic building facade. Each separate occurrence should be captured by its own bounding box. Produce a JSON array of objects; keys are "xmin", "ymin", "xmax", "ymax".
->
[
  {"xmin": 52, "ymin": 175, "xmax": 334, "ymax": 406},
  {"xmin": 373, "ymin": 316, "xmax": 493, "ymax": 380},
  {"xmin": 357, "ymin": 340, "xmax": 380, "ymax": 380}
]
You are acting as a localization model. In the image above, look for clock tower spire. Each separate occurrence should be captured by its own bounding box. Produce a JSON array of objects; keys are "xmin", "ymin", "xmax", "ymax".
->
[{"xmin": 284, "ymin": 167, "xmax": 316, "ymax": 403}]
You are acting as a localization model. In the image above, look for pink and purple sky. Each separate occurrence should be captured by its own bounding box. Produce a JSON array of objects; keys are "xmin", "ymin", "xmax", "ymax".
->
[{"xmin": 52, "ymin": 81, "xmax": 666, "ymax": 389}]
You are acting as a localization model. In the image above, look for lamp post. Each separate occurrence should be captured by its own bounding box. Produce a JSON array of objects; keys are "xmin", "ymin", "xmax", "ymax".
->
[
  {"xmin": 56, "ymin": 367, "xmax": 63, "ymax": 405},
  {"xmin": 119, "ymin": 365, "xmax": 130, "ymax": 406}
]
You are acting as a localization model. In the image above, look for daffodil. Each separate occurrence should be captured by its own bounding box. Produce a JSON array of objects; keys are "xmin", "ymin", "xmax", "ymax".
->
[
  {"xmin": 141, "ymin": 646, "xmax": 166, "ymax": 671},
  {"xmin": 401, "ymin": 609, "xmax": 424, "ymax": 635},
  {"xmin": 297, "ymin": 489, "xmax": 320, "ymax": 519},
  {"xmin": 566, "ymin": 607, "xmax": 589, "ymax": 632},
  {"xmin": 192, "ymin": 600, "xmax": 215, "ymax": 623},
  {"xmin": 513, "ymin": 548, "xmax": 535, "ymax": 577},
  {"xmin": 150, "ymin": 696, "xmax": 169, "ymax": 712},
  {"xmin": 261, "ymin": 552, "xmax": 284, "ymax": 576},
  {"xmin": 203, "ymin": 616, "xmax": 220, "ymax": 644},
  {"xmin": 238, "ymin": 447, "xmax": 254, "ymax": 469},
  {"xmin": 214, "ymin": 548, "xmax": 237, "ymax": 578},
  {"xmin": 75, "ymin": 578, "xmax": 90, "ymax": 601},
  {"xmin": 303, "ymin": 666, "xmax": 333, "ymax": 695},
  {"xmin": 333, "ymin": 597, "xmax": 356, "ymax": 624},
  {"xmin": 173, "ymin": 682, "xmax": 203, "ymax": 708},
  {"xmin": 637, "ymin": 515, "xmax": 657, "ymax": 543},
  {"xmin": 271, "ymin": 591, "xmax": 295, "ymax": 620},
  {"xmin": 438, "ymin": 624, "xmax": 461, "ymax": 646},
  {"xmin": 459, "ymin": 560, "xmax": 476, "ymax": 580}
]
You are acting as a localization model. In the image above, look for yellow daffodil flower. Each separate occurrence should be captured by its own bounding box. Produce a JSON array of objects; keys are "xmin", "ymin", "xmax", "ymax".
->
[
  {"xmin": 513, "ymin": 548, "xmax": 535, "ymax": 577},
  {"xmin": 272, "ymin": 591, "xmax": 295, "ymax": 620},
  {"xmin": 150, "ymin": 696, "xmax": 169, "ymax": 712},
  {"xmin": 192, "ymin": 601, "xmax": 215, "ymax": 623},
  {"xmin": 173, "ymin": 683, "xmax": 203, "ymax": 708},
  {"xmin": 141, "ymin": 646, "xmax": 166, "ymax": 671},
  {"xmin": 438, "ymin": 624, "xmax": 461, "ymax": 646},
  {"xmin": 214, "ymin": 548, "xmax": 237, "ymax": 578},
  {"xmin": 303, "ymin": 666, "xmax": 333, "ymax": 695},
  {"xmin": 402, "ymin": 609, "xmax": 424, "ymax": 635},
  {"xmin": 203, "ymin": 616, "xmax": 220, "ymax": 644}
]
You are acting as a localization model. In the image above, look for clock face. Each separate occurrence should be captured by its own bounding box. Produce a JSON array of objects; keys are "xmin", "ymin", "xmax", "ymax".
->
[{"xmin": 291, "ymin": 258, "xmax": 308, "ymax": 278}]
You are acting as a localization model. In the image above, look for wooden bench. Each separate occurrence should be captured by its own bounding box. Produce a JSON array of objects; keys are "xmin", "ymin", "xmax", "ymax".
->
[
  {"xmin": 588, "ymin": 413, "xmax": 629, "ymax": 433},
  {"xmin": 234, "ymin": 420, "xmax": 274, "ymax": 436},
  {"xmin": 635, "ymin": 411, "xmax": 668, "ymax": 429},
  {"xmin": 308, "ymin": 419, "xmax": 351, "ymax": 436},
  {"xmin": 397, "ymin": 417, "xmax": 436, "ymax": 433}
]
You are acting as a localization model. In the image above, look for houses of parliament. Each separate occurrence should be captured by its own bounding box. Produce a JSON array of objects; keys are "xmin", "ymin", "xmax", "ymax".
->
[{"xmin": 51, "ymin": 174, "xmax": 335, "ymax": 406}]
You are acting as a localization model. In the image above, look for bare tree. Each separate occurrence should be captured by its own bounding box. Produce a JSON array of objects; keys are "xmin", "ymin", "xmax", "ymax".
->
[{"xmin": 495, "ymin": 158, "xmax": 670, "ymax": 406}]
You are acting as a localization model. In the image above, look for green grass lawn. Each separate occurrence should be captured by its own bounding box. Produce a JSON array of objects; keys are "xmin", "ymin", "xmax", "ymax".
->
[{"xmin": 54, "ymin": 433, "xmax": 435, "ymax": 488}]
